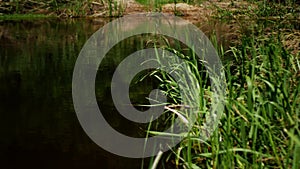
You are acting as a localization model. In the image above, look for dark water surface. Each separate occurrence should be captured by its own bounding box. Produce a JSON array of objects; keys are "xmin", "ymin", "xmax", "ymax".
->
[
  {"xmin": 2, "ymin": 16, "xmax": 296, "ymax": 169},
  {"xmin": 3, "ymin": 17, "xmax": 286, "ymax": 169},
  {"xmin": 0, "ymin": 18, "xmax": 157, "ymax": 169}
]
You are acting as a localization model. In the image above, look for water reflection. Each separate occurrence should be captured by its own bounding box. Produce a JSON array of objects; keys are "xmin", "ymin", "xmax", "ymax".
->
[
  {"xmin": 0, "ymin": 16, "xmax": 274, "ymax": 168},
  {"xmin": 0, "ymin": 19, "xmax": 150, "ymax": 169}
]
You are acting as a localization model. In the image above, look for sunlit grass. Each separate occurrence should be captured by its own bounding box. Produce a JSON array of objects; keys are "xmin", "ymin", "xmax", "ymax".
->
[
  {"xmin": 0, "ymin": 14, "xmax": 53, "ymax": 20},
  {"xmin": 143, "ymin": 34, "xmax": 300, "ymax": 168}
]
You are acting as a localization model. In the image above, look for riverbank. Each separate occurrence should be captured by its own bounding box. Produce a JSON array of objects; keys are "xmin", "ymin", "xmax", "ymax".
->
[
  {"xmin": 1, "ymin": 0, "xmax": 299, "ymax": 54},
  {"xmin": 1, "ymin": 0, "xmax": 299, "ymax": 19},
  {"xmin": 1, "ymin": 1, "xmax": 300, "ymax": 169}
]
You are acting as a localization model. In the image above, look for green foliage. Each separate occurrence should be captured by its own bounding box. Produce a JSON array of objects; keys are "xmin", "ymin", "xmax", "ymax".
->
[
  {"xmin": 255, "ymin": 0, "xmax": 299, "ymax": 17},
  {"xmin": 0, "ymin": 13, "xmax": 52, "ymax": 20},
  {"xmin": 143, "ymin": 34, "xmax": 300, "ymax": 168},
  {"xmin": 215, "ymin": 0, "xmax": 300, "ymax": 20},
  {"xmin": 0, "ymin": 0, "xmax": 125, "ymax": 18},
  {"xmin": 135, "ymin": 0, "xmax": 203, "ymax": 12}
]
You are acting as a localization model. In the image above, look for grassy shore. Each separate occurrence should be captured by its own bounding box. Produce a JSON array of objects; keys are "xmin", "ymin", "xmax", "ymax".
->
[
  {"xmin": 0, "ymin": 0, "xmax": 126, "ymax": 18},
  {"xmin": 1, "ymin": 0, "xmax": 299, "ymax": 168},
  {"xmin": 1, "ymin": 0, "xmax": 299, "ymax": 19},
  {"xmin": 132, "ymin": 1, "xmax": 300, "ymax": 169},
  {"xmin": 146, "ymin": 33, "xmax": 300, "ymax": 169}
]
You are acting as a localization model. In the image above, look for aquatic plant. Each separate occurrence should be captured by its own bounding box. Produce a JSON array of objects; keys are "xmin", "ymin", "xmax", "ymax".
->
[{"xmin": 143, "ymin": 33, "xmax": 300, "ymax": 168}]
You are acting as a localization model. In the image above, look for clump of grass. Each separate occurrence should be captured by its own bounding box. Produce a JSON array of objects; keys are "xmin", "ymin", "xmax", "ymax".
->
[
  {"xmin": 143, "ymin": 33, "xmax": 300, "ymax": 168},
  {"xmin": 219, "ymin": 35, "xmax": 300, "ymax": 168},
  {"xmin": 254, "ymin": 0, "xmax": 300, "ymax": 18},
  {"xmin": 0, "ymin": 13, "xmax": 52, "ymax": 20},
  {"xmin": 0, "ymin": 0, "xmax": 126, "ymax": 18},
  {"xmin": 135, "ymin": 0, "xmax": 203, "ymax": 12},
  {"xmin": 214, "ymin": 0, "xmax": 300, "ymax": 20}
]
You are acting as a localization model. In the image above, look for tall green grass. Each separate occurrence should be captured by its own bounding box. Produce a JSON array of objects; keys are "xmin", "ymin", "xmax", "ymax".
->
[
  {"xmin": 0, "ymin": 0, "xmax": 125, "ymax": 18},
  {"xmin": 143, "ymin": 34, "xmax": 300, "ymax": 168},
  {"xmin": 135, "ymin": 0, "xmax": 202, "ymax": 12}
]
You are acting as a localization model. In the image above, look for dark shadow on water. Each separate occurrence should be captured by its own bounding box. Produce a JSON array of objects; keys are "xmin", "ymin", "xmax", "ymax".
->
[
  {"xmin": 0, "ymin": 18, "xmax": 150, "ymax": 169},
  {"xmin": 1, "ymin": 17, "xmax": 296, "ymax": 169}
]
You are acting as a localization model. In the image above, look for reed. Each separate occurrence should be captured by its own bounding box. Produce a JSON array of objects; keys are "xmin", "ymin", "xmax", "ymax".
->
[{"xmin": 143, "ymin": 34, "xmax": 300, "ymax": 168}]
